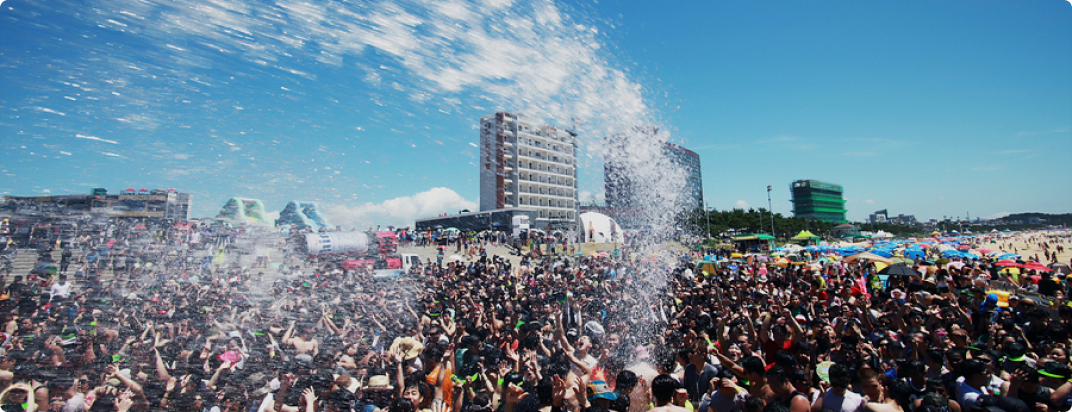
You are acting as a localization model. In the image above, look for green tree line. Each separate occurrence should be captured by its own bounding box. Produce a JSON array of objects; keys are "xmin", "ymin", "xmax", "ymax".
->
[{"xmin": 680, "ymin": 208, "xmax": 925, "ymax": 240}]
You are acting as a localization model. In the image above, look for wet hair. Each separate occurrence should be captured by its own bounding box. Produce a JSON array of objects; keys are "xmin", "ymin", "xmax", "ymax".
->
[
  {"xmin": 744, "ymin": 396, "xmax": 766, "ymax": 412},
  {"xmin": 389, "ymin": 398, "xmax": 416, "ymax": 412},
  {"xmin": 654, "ymin": 348, "xmax": 677, "ymax": 373},
  {"xmin": 773, "ymin": 350, "xmax": 798, "ymax": 369},
  {"xmin": 958, "ymin": 359, "xmax": 988, "ymax": 379},
  {"xmin": 887, "ymin": 380, "xmax": 914, "ymax": 408},
  {"xmin": 765, "ymin": 365, "xmax": 790, "ymax": 383},
  {"xmin": 328, "ymin": 389, "xmax": 356, "ymax": 412},
  {"xmin": 404, "ymin": 379, "xmax": 432, "ymax": 406},
  {"xmin": 615, "ymin": 370, "xmax": 638, "ymax": 392},
  {"xmin": 829, "ymin": 363, "xmax": 851, "ymax": 383},
  {"xmin": 650, "ymin": 374, "xmax": 681, "ymax": 403},
  {"xmin": 503, "ymin": 371, "xmax": 525, "ymax": 389},
  {"xmin": 900, "ymin": 359, "xmax": 926, "ymax": 376},
  {"xmin": 925, "ymin": 348, "xmax": 945, "ymax": 364},
  {"xmin": 586, "ymin": 406, "xmax": 610, "ymax": 412},
  {"xmin": 423, "ymin": 345, "xmax": 444, "ymax": 362},
  {"xmin": 741, "ymin": 356, "xmax": 766, "ymax": 376},
  {"xmin": 789, "ymin": 368, "xmax": 809, "ymax": 385}
]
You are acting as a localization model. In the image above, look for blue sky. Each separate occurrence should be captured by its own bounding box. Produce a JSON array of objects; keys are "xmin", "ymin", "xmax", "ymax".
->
[{"xmin": 1, "ymin": 0, "xmax": 1069, "ymax": 228}]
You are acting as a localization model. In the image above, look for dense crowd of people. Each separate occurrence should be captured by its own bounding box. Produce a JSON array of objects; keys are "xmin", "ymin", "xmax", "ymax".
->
[{"xmin": 0, "ymin": 221, "xmax": 1070, "ymax": 412}]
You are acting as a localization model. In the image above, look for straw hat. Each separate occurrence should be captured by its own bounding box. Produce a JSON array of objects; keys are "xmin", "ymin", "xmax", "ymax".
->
[
  {"xmin": 363, "ymin": 374, "xmax": 394, "ymax": 391},
  {"xmin": 389, "ymin": 337, "xmax": 424, "ymax": 361}
]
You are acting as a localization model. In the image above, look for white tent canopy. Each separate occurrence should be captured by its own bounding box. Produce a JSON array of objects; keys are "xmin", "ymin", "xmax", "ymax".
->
[{"xmin": 579, "ymin": 212, "xmax": 624, "ymax": 243}]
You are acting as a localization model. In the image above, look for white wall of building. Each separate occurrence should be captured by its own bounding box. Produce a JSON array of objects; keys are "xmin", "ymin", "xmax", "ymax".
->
[{"xmin": 479, "ymin": 112, "xmax": 579, "ymax": 229}]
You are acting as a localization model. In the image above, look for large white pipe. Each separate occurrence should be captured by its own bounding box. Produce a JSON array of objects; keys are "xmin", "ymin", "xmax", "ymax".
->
[{"xmin": 305, "ymin": 231, "xmax": 369, "ymax": 257}]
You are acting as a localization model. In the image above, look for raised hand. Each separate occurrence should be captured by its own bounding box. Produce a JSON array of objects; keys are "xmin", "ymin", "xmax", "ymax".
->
[
  {"xmin": 552, "ymin": 375, "xmax": 567, "ymax": 405},
  {"xmin": 117, "ymin": 395, "xmax": 135, "ymax": 412},
  {"xmin": 302, "ymin": 387, "xmax": 317, "ymax": 406},
  {"xmin": 504, "ymin": 383, "xmax": 527, "ymax": 404}
]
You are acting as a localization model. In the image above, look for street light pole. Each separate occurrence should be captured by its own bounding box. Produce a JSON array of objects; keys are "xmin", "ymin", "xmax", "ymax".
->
[
  {"xmin": 704, "ymin": 201, "xmax": 710, "ymax": 240},
  {"xmin": 767, "ymin": 186, "xmax": 774, "ymax": 239}
]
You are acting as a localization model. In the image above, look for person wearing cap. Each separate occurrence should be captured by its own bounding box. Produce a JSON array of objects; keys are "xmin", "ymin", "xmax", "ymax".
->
[
  {"xmin": 355, "ymin": 369, "xmax": 395, "ymax": 412},
  {"xmin": 1002, "ymin": 364, "xmax": 1056, "ymax": 412},
  {"xmin": 1001, "ymin": 342, "xmax": 1037, "ymax": 377},
  {"xmin": 587, "ymin": 379, "xmax": 619, "ymax": 408}
]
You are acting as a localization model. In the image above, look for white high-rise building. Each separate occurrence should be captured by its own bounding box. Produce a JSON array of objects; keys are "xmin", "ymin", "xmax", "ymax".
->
[{"xmin": 479, "ymin": 112, "xmax": 578, "ymax": 229}]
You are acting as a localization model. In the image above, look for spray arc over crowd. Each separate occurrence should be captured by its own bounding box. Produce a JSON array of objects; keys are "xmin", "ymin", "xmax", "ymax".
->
[{"xmin": 1, "ymin": 0, "xmax": 1072, "ymax": 412}]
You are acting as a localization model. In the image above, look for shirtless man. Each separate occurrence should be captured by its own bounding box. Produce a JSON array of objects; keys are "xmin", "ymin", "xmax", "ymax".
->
[
  {"xmin": 649, "ymin": 374, "xmax": 691, "ymax": 412},
  {"xmin": 283, "ymin": 320, "xmax": 319, "ymax": 356}
]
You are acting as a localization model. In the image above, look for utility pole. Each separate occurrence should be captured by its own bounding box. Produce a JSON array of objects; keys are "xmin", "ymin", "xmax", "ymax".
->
[
  {"xmin": 704, "ymin": 201, "xmax": 710, "ymax": 240},
  {"xmin": 767, "ymin": 186, "xmax": 774, "ymax": 239}
]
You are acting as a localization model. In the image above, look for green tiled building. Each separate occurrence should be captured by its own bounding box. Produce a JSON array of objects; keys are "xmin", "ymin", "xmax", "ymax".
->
[{"xmin": 790, "ymin": 180, "xmax": 847, "ymax": 223}]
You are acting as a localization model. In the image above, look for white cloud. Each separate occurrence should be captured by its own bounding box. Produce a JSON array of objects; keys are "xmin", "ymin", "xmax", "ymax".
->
[
  {"xmin": 264, "ymin": 210, "xmax": 281, "ymax": 223},
  {"xmin": 865, "ymin": 199, "xmax": 875, "ymax": 205},
  {"xmin": 75, "ymin": 134, "xmax": 119, "ymax": 144},
  {"xmin": 324, "ymin": 187, "xmax": 476, "ymax": 230},
  {"xmin": 735, "ymin": 200, "xmax": 750, "ymax": 209},
  {"xmin": 578, "ymin": 190, "xmax": 604, "ymax": 204}
]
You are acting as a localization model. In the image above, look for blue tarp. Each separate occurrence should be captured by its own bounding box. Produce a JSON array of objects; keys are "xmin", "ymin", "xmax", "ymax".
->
[{"xmin": 904, "ymin": 249, "xmax": 926, "ymax": 260}]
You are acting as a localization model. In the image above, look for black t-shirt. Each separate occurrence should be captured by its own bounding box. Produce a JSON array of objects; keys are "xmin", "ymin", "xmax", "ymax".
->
[
  {"xmin": 610, "ymin": 393, "xmax": 631, "ymax": 412},
  {"xmin": 1038, "ymin": 278, "xmax": 1059, "ymax": 297},
  {"xmin": 17, "ymin": 296, "xmax": 36, "ymax": 316},
  {"xmin": 1015, "ymin": 385, "xmax": 1053, "ymax": 412},
  {"xmin": 495, "ymin": 392, "xmax": 541, "ymax": 412}
]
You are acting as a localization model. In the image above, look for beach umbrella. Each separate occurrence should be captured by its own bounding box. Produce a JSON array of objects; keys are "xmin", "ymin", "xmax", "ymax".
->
[
  {"xmin": 1023, "ymin": 262, "xmax": 1053, "ymax": 272},
  {"xmin": 773, "ymin": 258, "xmax": 791, "ymax": 267},
  {"xmin": 32, "ymin": 264, "xmax": 58, "ymax": 277},
  {"xmin": 1049, "ymin": 263, "xmax": 1071, "ymax": 274},
  {"xmin": 994, "ymin": 260, "xmax": 1022, "ymax": 268},
  {"xmin": 844, "ymin": 252, "xmax": 894, "ymax": 265},
  {"xmin": 890, "ymin": 257, "xmax": 914, "ymax": 265},
  {"xmin": 878, "ymin": 264, "xmax": 922, "ymax": 277},
  {"xmin": 448, "ymin": 254, "xmax": 464, "ymax": 261},
  {"xmin": 946, "ymin": 261, "xmax": 966, "ymax": 270},
  {"xmin": 977, "ymin": 248, "xmax": 993, "ymax": 254},
  {"xmin": 997, "ymin": 253, "xmax": 1021, "ymax": 260}
]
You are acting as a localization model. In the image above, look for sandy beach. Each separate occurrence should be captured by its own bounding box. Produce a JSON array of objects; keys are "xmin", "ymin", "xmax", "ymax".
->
[{"xmin": 982, "ymin": 230, "xmax": 1072, "ymax": 264}]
